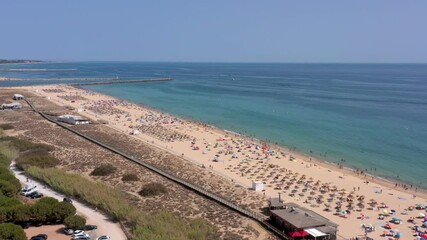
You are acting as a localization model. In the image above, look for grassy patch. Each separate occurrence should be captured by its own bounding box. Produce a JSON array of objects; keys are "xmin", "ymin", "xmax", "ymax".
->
[
  {"xmin": 26, "ymin": 167, "xmax": 216, "ymax": 239},
  {"xmin": 90, "ymin": 164, "xmax": 117, "ymax": 176},
  {"xmin": 15, "ymin": 149, "xmax": 59, "ymax": 170},
  {"xmin": 0, "ymin": 136, "xmax": 54, "ymax": 153},
  {"xmin": 138, "ymin": 183, "xmax": 167, "ymax": 197}
]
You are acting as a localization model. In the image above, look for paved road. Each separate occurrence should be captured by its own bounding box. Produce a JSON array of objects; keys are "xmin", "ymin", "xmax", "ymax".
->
[{"xmin": 11, "ymin": 164, "xmax": 127, "ymax": 240}]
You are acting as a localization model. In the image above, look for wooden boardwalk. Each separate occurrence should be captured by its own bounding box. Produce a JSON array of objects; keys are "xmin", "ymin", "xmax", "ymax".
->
[{"xmin": 24, "ymin": 98, "xmax": 290, "ymax": 240}]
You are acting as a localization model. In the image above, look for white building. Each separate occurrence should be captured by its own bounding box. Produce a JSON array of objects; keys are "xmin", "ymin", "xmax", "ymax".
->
[
  {"xmin": 252, "ymin": 181, "xmax": 265, "ymax": 191},
  {"xmin": 13, "ymin": 94, "xmax": 25, "ymax": 100},
  {"xmin": 57, "ymin": 115, "xmax": 90, "ymax": 125},
  {"xmin": 1, "ymin": 102, "xmax": 22, "ymax": 110}
]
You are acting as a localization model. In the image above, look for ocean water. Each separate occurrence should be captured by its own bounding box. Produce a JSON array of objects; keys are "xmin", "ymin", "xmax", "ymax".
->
[{"xmin": 1, "ymin": 62, "xmax": 427, "ymax": 188}]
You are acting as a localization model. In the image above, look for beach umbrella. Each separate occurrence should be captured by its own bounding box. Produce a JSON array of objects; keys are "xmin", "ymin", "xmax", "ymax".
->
[
  {"xmin": 289, "ymin": 230, "xmax": 309, "ymax": 238},
  {"xmin": 420, "ymin": 213, "xmax": 426, "ymax": 217}
]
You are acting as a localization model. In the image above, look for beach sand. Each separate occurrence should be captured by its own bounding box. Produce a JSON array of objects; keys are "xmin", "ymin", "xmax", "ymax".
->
[{"xmin": 12, "ymin": 84, "xmax": 427, "ymax": 239}]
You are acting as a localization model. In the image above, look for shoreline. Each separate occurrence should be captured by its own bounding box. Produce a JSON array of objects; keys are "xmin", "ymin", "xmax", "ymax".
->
[
  {"xmin": 8, "ymin": 84, "xmax": 427, "ymax": 239},
  {"xmin": 9, "ymin": 83, "xmax": 427, "ymax": 196},
  {"xmin": 78, "ymin": 84, "xmax": 427, "ymax": 195}
]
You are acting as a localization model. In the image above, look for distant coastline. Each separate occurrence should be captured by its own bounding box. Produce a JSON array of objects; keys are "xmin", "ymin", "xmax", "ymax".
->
[{"xmin": 0, "ymin": 59, "xmax": 44, "ymax": 65}]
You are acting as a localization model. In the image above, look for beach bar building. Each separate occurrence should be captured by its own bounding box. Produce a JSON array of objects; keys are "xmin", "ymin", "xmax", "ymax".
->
[
  {"xmin": 57, "ymin": 115, "xmax": 90, "ymax": 125},
  {"xmin": 13, "ymin": 94, "xmax": 25, "ymax": 100},
  {"xmin": 1, "ymin": 102, "xmax": 22, "ymax": 110},
  {"xmin": 269, "ymin": 202, "xmax": 338, "ymax": 240}
]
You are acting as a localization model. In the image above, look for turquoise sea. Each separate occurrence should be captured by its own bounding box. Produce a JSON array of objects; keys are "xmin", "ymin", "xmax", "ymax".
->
[{"xmin": 1, "ymin": 62, "xmax": 426, "ymax": 188}]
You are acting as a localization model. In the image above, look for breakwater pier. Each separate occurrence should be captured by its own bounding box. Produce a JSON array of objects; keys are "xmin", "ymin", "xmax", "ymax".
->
[{"xmin": 70, "ymin": 77, "xmax": 173, "ymax": 86}]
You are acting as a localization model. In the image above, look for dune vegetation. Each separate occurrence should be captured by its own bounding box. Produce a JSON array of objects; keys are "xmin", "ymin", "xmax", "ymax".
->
[
  {"xmin": 0, "ymin": 133, "xmax": 216, "ymax": 239},
  {"xmin": 27, "ymin": 166, "xmax": 216, "ymax": 240}
]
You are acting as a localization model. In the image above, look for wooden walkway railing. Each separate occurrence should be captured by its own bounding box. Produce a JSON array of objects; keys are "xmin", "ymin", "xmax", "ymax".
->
[{"xmin": 24, "ymin": 98, "xmax": 290, "ymax": 240}]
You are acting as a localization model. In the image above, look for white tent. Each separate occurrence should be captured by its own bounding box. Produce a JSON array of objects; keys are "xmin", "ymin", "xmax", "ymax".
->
[
  {"xmin": 304, "ymin": 228, "xmax": 327, "ymax": 238},
  {"xmin": 13, "ymin": 94, "xmax": 24, "ymax": 100}
]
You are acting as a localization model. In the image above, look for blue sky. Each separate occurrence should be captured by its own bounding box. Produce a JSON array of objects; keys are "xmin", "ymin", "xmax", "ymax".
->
[{"xmin": 1, "ymin": 1, "xmax": 426, "ymax": 63}]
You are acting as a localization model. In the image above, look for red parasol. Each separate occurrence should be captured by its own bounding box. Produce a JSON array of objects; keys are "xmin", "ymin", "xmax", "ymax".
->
[{"xmin": 289, "ymin": 230, "xmax": 309, "ymax": 238}]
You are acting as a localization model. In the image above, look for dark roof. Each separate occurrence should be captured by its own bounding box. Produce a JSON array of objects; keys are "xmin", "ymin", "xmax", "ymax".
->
[
  {"xmin": 316, "ymin": 226, "xmax": 338, "ymax": 234},
  {"xmin": 270, "ymin": 203, "xmax": 338, "ymax": 229},
  {"xmin": 269, "ymin": 198, "xmax": 284, "ymax": 208}
]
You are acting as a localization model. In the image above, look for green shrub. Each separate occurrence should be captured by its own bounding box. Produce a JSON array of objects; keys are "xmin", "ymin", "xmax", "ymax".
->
[
  {"xmin": 138, "ymin": 183, "xmax": 167, "ymax": 197},
  {"xmin": 64, "ymin": 215, "xmax": 86, "ymax": 229},
  {"xmin": 0, "ymin": 173, "xmax": 21, "ymax": 191},
  {"xmin": 0, "ymin": 179, "xmax": 19, "ymax": 197},
  {"xmin": 15, "ymin": 150, "xmax": 59, "ymax": 170},
  {"xmin": 37, "ymin": 197, "xmax": 59, "ymax": 206},
  {"xmin": 12, "ymin": 205, "xmax": 31, "ymax": 222},
  {"xmin": 31, "ymin": 202, "xmax": 51, "ymax": 223},
  {"xmin": 0, "ymin": 124, "xmax": 13, "ymax": 130},
  {"xmin": 0, "ymin": 197, "xmax": 22, "ymax": 208},
  {"xmin": 52, "ymin": 202, "xmax": 76, "ymax": 222},
  {"xmin": 0, "ymin": 154, "xmax": 10, "ymax": 167},
  {"xmin": 0, "ymin": 223, "xmax": 26, "ymax": 240},
  {"xmin": 90, "ymin": 164, "xmax": 117, "ymax": 176},
  {"xmin": 122, "ymin": 173, "xmax": 139, "ymax": 182},
  {"xmin": 0, "ymin": 208, "xmax": 7, "ymax": 223}
]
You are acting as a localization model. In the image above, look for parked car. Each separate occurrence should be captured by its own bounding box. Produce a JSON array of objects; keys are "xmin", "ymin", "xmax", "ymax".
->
[
  {"xmin": 33, "ymin": 222, "xmax": 43, "ymax": 227},
  {"xmin": 30, "ymin": 237, "xmax": 45, "ymax": 240},
  {"xmin": 73, "ymin": 236, "xmax": 90, "ymax": 240},
  {"xmin": 29, "ymin": 191, "xmax": 44, "ymax": 199},
  {"xmin": 22, "ymin": 188, "xmax": 37, "ymax": 197},
  {"xmin": 63, "ymin": 228, "xmax": 74, "ymax": 235},
  {"xmin": 73, "ymin": 237, "xmax": 90, "ymax": 240},
  {"xmin": 81, "ymin": 225, "xmax": 97, "ymax": 231},
  {"xmin": 18, "ymin": 221, "xmax": 31, "ymax": 229},
  {"xmin": 72, "ymin": 230, "xmax": 89, "ymax": 239},
  {"xmin": 96, "ymin": 236, "xmax": 111, "ymax": 240},
  {"xmin": 21, "ymin": 184, "xmax": 37, "ymax": 196},
  {"xmin": 30, "ymin": 234, "xmax": 47, "ymax": 240},
  {"xmin": 72, "ymin": 230, "xmax": 85, "ymax": 236},
  {"xmin": 63, "ymin": 197, "xmax": 73, "ymax": 203}
]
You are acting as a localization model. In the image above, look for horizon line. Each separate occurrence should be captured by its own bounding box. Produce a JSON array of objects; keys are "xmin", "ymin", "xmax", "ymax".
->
[{"xmin": 17, "ymin": 60, "xmax": 427, "ymax": 65}]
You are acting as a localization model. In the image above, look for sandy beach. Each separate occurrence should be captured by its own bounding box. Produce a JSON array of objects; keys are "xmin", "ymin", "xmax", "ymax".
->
[{"xmin": 10, "ymin": 84, "xmax": 427, "ymax": 239}]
